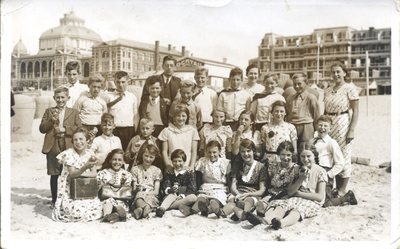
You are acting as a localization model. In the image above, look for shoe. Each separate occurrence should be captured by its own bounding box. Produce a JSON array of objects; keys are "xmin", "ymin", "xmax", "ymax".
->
[
  {"xmin": 114, "ymin": 206, "xmax": 127, "ymax": 222},
  {"xmin": 198, "ymin": 200, "xmax": 209, "ymax": 216},
  {"xmin": 344, "ymin": 190, "xmax": 358, "ymax": 205},
  {"xmin": 246, "ymin": 212, "xmax": 267, "ymax": 226},
  {"xmin": 271, "ymin": 218, "xmax": 282, "ymax": 230},
  {"xmin": 142, "ymin": 205, "xmax": 152, "ymax": 218},
  {"xmin": 233, "ymin": 207, "xmax": 246, "ymax": 221},
  {"xmin": 132, "ymin": 207, "xmax": 143, "ymax": 220},
  {"xmin": 102, "ymin": 213, "xmax": 120, "ymax": 223},
  {"xmin": 50, "ymin": 202, "xmax": 55, "ymax": 209},
  {"xmin": 230, "ymin": 214, "xmax": 239, "ymax": 221},
  {"xmin": 156, "ymin": 207, "xmax": 166, "ymax": 218},
  {"xmin": 256, "ymin": 202, "xmax": 266, "ymax": 217},
  {"xmin": 209, "ymin": 199, "xmax": 221, "ymax": 217},
  {"xmin": 331, "ymin": 188, "xmax": 339, "ymax": 198},
  {"xmin": 179, "ymin": 204, "xmax": 195, "ymax": 216},
  {"xmin": 237, "ymin": 200, "xmax": 245, "ymax": 210}
]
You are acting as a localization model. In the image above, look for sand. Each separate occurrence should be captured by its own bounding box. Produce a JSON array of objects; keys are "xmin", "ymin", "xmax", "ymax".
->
[{"xmin": 5, "ymin": 96, "xmax": 396, "ymax": 248}]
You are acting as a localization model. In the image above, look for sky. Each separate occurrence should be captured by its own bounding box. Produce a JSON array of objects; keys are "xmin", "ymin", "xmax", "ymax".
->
[{"xmin": 2, "ymin": 0, "xmax": 396, "ymax": 69}]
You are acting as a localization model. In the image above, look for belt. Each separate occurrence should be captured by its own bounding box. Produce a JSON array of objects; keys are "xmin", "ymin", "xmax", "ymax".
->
[
  {"xmin": 265, "ymin": 151, "xmax": 277, "ymax": 154},
  {"xmin": 325, "ymin": 110, "xmax": 349, "ymax": 116}
]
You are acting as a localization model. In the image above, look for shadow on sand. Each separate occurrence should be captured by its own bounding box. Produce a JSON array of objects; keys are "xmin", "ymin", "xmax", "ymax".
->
[{"xmin": 11, "ymin": 187, "xmax": 53, "ymax": 219}]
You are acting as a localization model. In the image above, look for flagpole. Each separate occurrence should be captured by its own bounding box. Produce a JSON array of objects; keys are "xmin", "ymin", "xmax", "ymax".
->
[{"xmin": 366, "ymin": 51, "xmax": 369, "ymax": 117}]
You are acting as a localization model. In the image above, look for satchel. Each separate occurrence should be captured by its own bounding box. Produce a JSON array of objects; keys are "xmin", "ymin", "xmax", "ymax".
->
[
  {"xmin": 70, "ymin": 177, "xmax": 98, "ymax": 200},
  {"xmin": 100, "ymin": 185, "xmax": 133, "ymax": 201}
]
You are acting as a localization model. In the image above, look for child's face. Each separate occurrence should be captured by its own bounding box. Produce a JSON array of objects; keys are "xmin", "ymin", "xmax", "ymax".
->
[
  {"xmin": 140, "ymin": 122, "xmax": 155, "ymax": 138},
  {"xmin": 172, "ymin": 157, "xmax": 185, "ymax": 171},
  {"xmin": 142, "ymin": 149, "xmax": 156, "ymax": 166},
  {"xmin": 300, "ymin": 150, "xmax": 315, "ymax": 168},
  {"xmin": 247, "ymin": 68, "xmax": 258, "ymax": 84},
  {"xmin": 89, "ymin": 82, "xmax": 102, "ymax": 97},
  {"xmin": 101, "ymin": 120, "xmax": 115, "ymax": 136},
  {"xmin": 180, "ymin": 87, "xmax": 193, "ymax": 103},
  {"xmin": 263, "ymin": 77, "xmax": 277, "ymax": 93},
  {"xmin": 239, "ymin": 114, "xmax": 253, "ymax": 130},
  {"xmin": 279, "ymin": 149, "xmax": 292, "ymax": 168},
  {"xmin": 212, "ymin": 110, "xmax": 225, "ymax": 126},
  {"xmin": 173, "ymin": 112, "xmax": 188, "ymax": 127},
  {"xmin": 72, "ymin": 132, "xmax": 87, "ymax": 153},
  {"xmin": 53, "ymin": 92, "xmax": 70, "ymax": 109},
  {"xmin": 239, "ymin": 146, "xmax": 254, "ymax": 165},
  {"xmin": 206, "ymin": 146, "xmax": 220, "ymax": 162},
  {"xmin": 115, "ymin": 77, "xmax": 128, "ymax": 92},
  {"xmin": 149, "ymin": 82, "xmax": 162, "ymax": 98},
  {"xmin": 110, "ymin": 153, "xmax": 124, "ymax": 171},
  {"xmin": 272, "ymin": 106, "xmax": 286, "ymax": 122},
  {"xmin": 67, "ymin": 69, "xmax": 79, "ymax": 84},
  {"xmin": 194, "ymin": 72, "xmax": 208, "ymax": 88},
  {"xmin": 293, "ymin": 78, "xmax": 307, "ymax": 94},
  {"xmin": 317, "ymin": 121, "xmax": 331, "ymax": 138},
  {"xmin": 229, "ymin": 75, "xmax": 242, "ymax": 90}
]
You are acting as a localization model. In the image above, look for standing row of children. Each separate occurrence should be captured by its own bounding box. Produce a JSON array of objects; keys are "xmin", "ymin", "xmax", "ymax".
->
[{"xmin": 40, "ymin": 57, "xmax": 357, "ymax": 228}]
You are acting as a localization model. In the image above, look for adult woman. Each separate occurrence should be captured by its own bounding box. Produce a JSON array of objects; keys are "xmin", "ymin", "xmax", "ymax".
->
[
  {"xmin": 323, "ymin": 61, "xmax": 359, "ymax": 196},
  {"xmin": 240, "ymin": 64, "xmax": 265, "ymax": 97}
]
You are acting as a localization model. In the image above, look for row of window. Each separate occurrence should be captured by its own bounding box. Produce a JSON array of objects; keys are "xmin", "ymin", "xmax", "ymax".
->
[{"xmin": 100, "ymin": 50, "xmax": 155, "ymax": 61}]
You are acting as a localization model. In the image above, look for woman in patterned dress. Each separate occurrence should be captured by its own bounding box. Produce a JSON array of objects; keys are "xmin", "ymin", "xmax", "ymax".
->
[
  {"xmin": 324, "ymin": 61, "xmax": 359, "ymax": 196},
  {"xmin": 261, "ymin": 101, "xmax": 297, "ymax": 164},
  {"xmin": 52, "ymin": 127, "xmax": 103, "ymax": 222}
]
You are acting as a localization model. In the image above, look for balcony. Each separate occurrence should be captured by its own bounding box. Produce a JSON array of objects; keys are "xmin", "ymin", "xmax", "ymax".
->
[
  {"xmin": 350, "ymin": 49, "xmax": 390, "ymax": 57},
  {"xmin": 260, "ymin": 56, "xmax": 270, "ymax": 61},
  {"xmin": 274, "ymin": 67, "xmax": 304, "ymax": 72},
  {"xmin": 352, "ymin": 36, "xmax": 391, "ymax": 43},
  {"xmin": 260, "ymin": 44, "xmax": 270, "ymax": 49},
  {"xmin": 349, "ymin": 62, "xmax": 390, "ymax": 68},
  {"xmin": 304, "ymin": 50, "xmax": 349, "ymax": 58},
  {"xmin": 274, "ymin": 54, "xmax": 304, "ymax": 60}
]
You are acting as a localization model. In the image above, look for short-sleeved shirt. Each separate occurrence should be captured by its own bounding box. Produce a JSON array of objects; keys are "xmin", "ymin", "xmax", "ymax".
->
[
  {"xmin": 65, "ymin": 81, "xmax": 89, "ymax": 108},
  {"xmin": 74, "ymin": 92, "xmax": 107, "ymax": 125},
  {"xmin": 158, "ymin": 124, "xmax": 200, "ymax": 170},
  {"xmin": 199, "ymin": 124, "xmax": 233, "ymax": 158},
  {"xmin": 293, "ymin": 164, "xmax": 328, "ymax": 205},
  {"xmin": 250, "ymin": 92, "xmax": 285, "ymax": 124},
  {"xmin": 91, "ymin": 135, "xmax": 123, "ymax": 169},
  {"xmin": 130, "ymin": 165, "xmax": 163, "ymax": 192},
  {"xmin": 216, "ymin": 88, "xmax": 251, "ymax": 122},
  {"xmin": 240, "ymin": 83, "xmax": 265, "ymax": 98},
  {"xmin": 195, "ymin": 157, "xmax": 231, "ymax": 184},
  {"xmin": 106, "ymin": 91, "xmax": 138, "ymax": 127}
]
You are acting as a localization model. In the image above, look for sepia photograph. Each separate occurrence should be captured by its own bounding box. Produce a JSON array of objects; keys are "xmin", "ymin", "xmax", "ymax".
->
[{"xmin": 1, "ymin": 0, "xmax": 399, "ymax": 248}]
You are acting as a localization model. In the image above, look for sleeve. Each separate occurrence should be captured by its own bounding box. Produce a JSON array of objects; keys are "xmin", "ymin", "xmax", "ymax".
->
[
  {"xmin": 140, "ymin": 77, "xmax": 151, "ymax": 103},
  {"xmin": 192, "ymin": 128, "xmax": 200, "ymax": 141},
  {"xmin": 56, "ymin": 149, "xmax": 78, "ymax": 167},
  {"xmin": 347, "ymin": 85, "xmax": 359, "ymax": 101},
  {"xmin": 73, "ymin": 96, "xmax": 83, "ymax": 112},
  {"xmin": 91, "ymin": 138, "xmax": 99, "ymax": 153},
  {"xmin": 224, "ymin": 125, "xmax": 233, "ymax": 138},
  {"xmin": 260, "ymin": 125, "xmax": 266, "ymax": 143},
  {"xmin": 97, "ymin": 170, "xmax": 109, "ymax": 185},
  {"xmin": 318, "ymin": 168, "xmax": 328, "ymax": 183},
  {"xmin": 130, "ymin": 167, "xmax": 138, "ymax": 180},
  {"xmin": 289, "ymin": 123, "xmax": 298, "ymax": 141},
  {"xmin": 39, "ymin": 108, "xmax": 54, "ymax": 134},
  {"xmin": 309, "ymin": 96, "xmax": 321, "ymax": 125},
  {"xmin": 258, "ymin": 163, "xmax": 268, "ymax": 182},
  {"xmin": 198, "ymin": 128, "xmax": 205, "ymax": 150},
  {"xmin": 195, "ymin": 158, "xmax": 205, "ymax": 173},
  {"xmin": 186, "ymin": 171, "xmax": 197, "ymax": 195},
  {"xmin": 65, "ymin": 109, "xmax": 82, "ymax": 137},
  {"xmin": 101, "ymin": 99, "xmax": 108, "ymax": 114},
  {"xmin": 216, "ymin": 94, "xmax": 224, "ymax": 113},
  {"xmin": 328, "ymin": 140, "xmax": 345, "ymax": 178},
  {"xmin": 196, "ymin": 104, "xmax": 203, "ymax": 130},
  {"xmin": 254, "ymin": 130, "xmax": 262, "ymax": 145},
  {"xmin": 250, "ymin": 100, "xmax": 257, "ymax": 116},
  {"xmin": 132, "ymin": 94, "xmax": 139, "ymax": 130},
  {"xmin": 229, "ymin": 160, "xmax": 240, "ymax": 178},
  {"xmin": 123, "ymin": 170, "xmax": 133, "ymax": 186},
  {"xmin": 158, "ymin": 127, "xmax": 169, "ymax": 141},
  {"xmin": 156, "ymin": 168, "xmax": 163, "ymax": 181},
  {"xmin": 124, "ymin": 137, "xmax": 137, "ymax": 163},
  {"xmin": 169, "ymin": 101, "xmax": 178, "ymax": 118},
  {"xmin": 211, "ymin": 90, "xmax": 218, "ymax": 110},
  {"xmin": 163, "ymin": 170, "xmax": 173, "ymax": 192}
]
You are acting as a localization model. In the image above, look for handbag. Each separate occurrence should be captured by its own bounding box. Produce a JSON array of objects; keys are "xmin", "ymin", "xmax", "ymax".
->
[
  {"xmin": 70, "ymin": 177, "xmax": 98, "ymax": 200},
  {"xmin": 100, "ymin": 184, "xmax": 133, "ymax": 201}
]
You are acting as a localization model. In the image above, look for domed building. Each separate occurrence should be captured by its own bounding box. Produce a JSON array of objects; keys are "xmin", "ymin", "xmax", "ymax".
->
[{"xmin": 11, "ymin": 10, "xmax": 103, "ymax": 90}]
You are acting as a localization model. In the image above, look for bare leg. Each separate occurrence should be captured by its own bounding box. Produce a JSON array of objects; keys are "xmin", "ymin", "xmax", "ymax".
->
[
  {"xmin": 243, "ymin": 197, "xmax": 254, "ymax": 212},
  {"xmin": 169, "ymin": 194, "xmax": 197, "ymax": 210},
  {"xmin": 264, "ymin": 206, "xmax": 286, "ymax": 224},
  {"xmin": 102, "ymin": 202, "xmax": 113, "ymax": 216},
  {"xmin": 222, "ymin": 200, "xmax": 236, "ymax": 216},
  {"xmin": 192, "ymin": 196, "xmax": 208, "ymax": 213},
  {"xmin": 336, "ymin": 176, "xmax": 350, "ymax": 196},
  {"xmin": 279, "ymin": 210, "xmax": 300, "ymax": 228},
  {"xmin": 160, "ymin": 194, "xmax": 178, "ymax": 210}
]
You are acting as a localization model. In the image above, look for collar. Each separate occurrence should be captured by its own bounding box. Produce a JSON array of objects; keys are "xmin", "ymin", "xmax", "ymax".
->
[
  {"xmin": 163, "ymin": 74, "xmax": 172, "ymax": 83},
  {"xmin": 116, "ymin": 91, "xmax": 125, "ymax": 96},
  {"xmin": 180, "ymin": 98, "xmax": 193, "ymax": 105},
  {"xmin": 208, "ymin": 157, "xmax": 221, "ymax": 166},
  {"xmin": 314, "ymin": 133, "xmax": 329, "ymax": 142},
  {"xmin": 140, "ymin": 135, "xmax": 153, "ymax": 141},
  {"xmin": 296, "ymin": 90, "xmax": 308, "ymax": 99},
  {"xmin": 87, "ymin": 92, "xmax": 99, "ymax": 99},
  {"xmin": 101, "ymin": 134, "xmax": 115, "ymax": 139},
  {"xmin": 55, "ymin": 106, "xmax": 66, "ymax": 111},
  {"xmin": 174, "ymin": 169, "xmax": 186, "ymax": 176}
]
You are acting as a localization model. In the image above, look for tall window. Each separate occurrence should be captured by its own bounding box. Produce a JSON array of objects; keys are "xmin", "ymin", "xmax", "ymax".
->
[{"xmin": 134, "ymin": 52, "xmax": 138, "ymax": 59}]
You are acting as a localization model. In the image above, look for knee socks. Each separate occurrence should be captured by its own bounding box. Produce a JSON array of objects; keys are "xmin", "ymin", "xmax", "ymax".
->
[{"xmin": 50, "ymin": 175, "xmax": 59, "ymax": 203}]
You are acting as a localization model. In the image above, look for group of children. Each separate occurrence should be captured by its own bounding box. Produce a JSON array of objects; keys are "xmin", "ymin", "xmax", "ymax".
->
[{"xmin": 40, "ymin": 57, "xmax": 358, "ymax": 228}]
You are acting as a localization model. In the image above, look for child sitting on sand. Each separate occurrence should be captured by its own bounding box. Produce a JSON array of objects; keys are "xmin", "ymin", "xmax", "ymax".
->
[{"xmin": 155, "ymin": 149, "xmax": 197, "ymax": 217}]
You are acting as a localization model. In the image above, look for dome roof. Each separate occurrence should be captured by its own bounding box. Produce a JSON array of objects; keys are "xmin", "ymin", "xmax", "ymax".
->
[
  {"xmin": 39, "ymin": 11, "xmax": 102, "ymax": 42},
  {"xmin": 56, "ymin": 36, "xmax": 73, "ymax": 50},
  {"xmin": 13, "ymin": 39, "xmax": 28, "ymax": 55}
]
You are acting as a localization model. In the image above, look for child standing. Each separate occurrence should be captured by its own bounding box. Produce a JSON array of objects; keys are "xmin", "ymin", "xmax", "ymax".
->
[
  {"xmin": 64, "ymin": 61, "xmax": 89, "ymax": 108},
  {"xmin": 231, "ymin": 110, "xmax": 262, "ymax": 158},
  {"xmin": 52, "ymin": 127, "xmax": 103, "ymax": 222},
  {"xmin": 156, "ymin": 149, "xmax": 197, "ymax": 217},
  {"xmin": 105, "ymin": 71, "xmax": 138, "ymax": 151},
  {"xmin": 286, "ymin": 73, "xmax": 321, "ymax": 149},
  {"xmin": 261, "ymin": 101, "xmax": 297, "ymax": 164},
  {"xmin": 74, "ymin": 73, "xmax": 107, "ymax": 137},
  {"xmin": 241, "ymin": 64, "xmax": 265, "ymax": 97},
  {"xmin": 125, "ymin": 118, "xmax": 159, "ymax": 172},
  {"xmin": 138, "ymin": 75, "xmax": 169, "ymax": 137},
  {"xmin": 159, "ymin": 105, "xmax": 200, "ymax": 171},
  {"xmin": 310, "ymin": 115, "xmax": 357, "ymax": 206},
  {"xmin": 250, "ymin": 72, "xmax": 285, "ymax": 131},
  {"xmin": 179, "ymin": 141, "xmax": 231, "ymax": 217},
  {"xmin": 130, "ymin": 144, "xmax": 163, "ymax": 220},
  {"xmin": 40, "ymin": 86, "xmax": 82, "ymax": 208},
  {"xmin": 198, "ymin": 109, "xmax": 233, "ymax": 158},
  {"xmin": 264, "ymin": 142, "xmax": 327, "ymax": 230},
  {"xmin": 97, "ymin": 149, "xmax": 133, "ymax": 223},
  {"xmin": 170, "ymin": 80, "xmax": 202, "ymax": 130},
  {"xmin": 91, "ymin": 113, "xmax": 123, "ymax": 171},
  {"xmin": 216, "ymin": 67, "xmax": 251, "ymax": 131}
]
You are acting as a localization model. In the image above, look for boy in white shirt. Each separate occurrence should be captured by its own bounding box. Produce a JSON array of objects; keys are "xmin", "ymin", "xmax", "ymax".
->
[{"xmin": 64, "ymin": 61, "xmax": 89, "ymax": 108}]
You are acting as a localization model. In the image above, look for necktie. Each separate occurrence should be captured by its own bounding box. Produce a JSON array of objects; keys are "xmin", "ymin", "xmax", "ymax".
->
[
  {"xmin": 151, "ymin": 97, "xmax": 156, "ymax": 105},
  {"xmin": 314, "ymin": 137, "xmax": 323, "ymax": 145}
]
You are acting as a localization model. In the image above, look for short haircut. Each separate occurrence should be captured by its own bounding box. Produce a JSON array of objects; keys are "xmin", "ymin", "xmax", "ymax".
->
[
  {"xmin": 330, "ymin": 61, "xmax": 348, "ymax": 75},
  {"xmin": 206, "ymin": 140, "xmax": 221, "ymax": 151},
  {"xmin": 298, "ymin": 142, "xmax": 319, "ymax": 165},
  {"xmin": 171, "ymin": 149, "xmax": 187, "ymax": 162},
  {"xmin": 114, "ymin": 71, "xmax": 129, "ymax": 80},
  {"xmin": 101, "ymin": 113, "xmax": 114, "ymax": 123},
  {"xmin": 89, "ymin": 73, "xmax": 105, "ymax": 87},
  {"xmin": 170, "ymin": 104, "xmax": 190, "ymax": 125},
  {"xmin": 277, "ymin": 141, "xmax": 295, "ymax": 155},
  {"xmin": 65, "ymin": 61, "xmax": 80, "ymax": 74},
  {"xmin": 270, "ymin": 100, "xmax": 287, "ymax": 115},
  {"xmin": 239, "ymin": 139, "xmax": 256, "ymax": 157},
  {"xmin": 54, "ymin": 86, "xmax": 69, "ymax": 96},
  {"xmin": 263, "ymin": 72, "xmax": 279, "ymax": 84},
  {"xmin": 147, "ymin": 75, "xmax": 163, "ymax": 86},
  {"xmin": 180, "ymin": 79, "xmax": 195, "ymax": 90},
  {"xmin": 292, "ymin": 73, "xmax": 308, "ymax": 83},
  {"xmin": 73, "ymin": 127, "xmax": 89, "ymax": 140},
  {"xmin": 194, "ymin": 66, "xmax": 209, "ymax": 77},
  {"xmin": 140, "ymin": 117, "xmax": 154, "ymax": 126},
  {"xmin": 229, "ymin": 67, "xmax": 243, "ymax": 79},
  {"xmin": 316, "ymin": 115, "xmax": 333, "ymax": 125},
  {"xmin": 246, "ymin": 64, "xmax": 259, "ymax": 76},
  {"xmin": 162, "ymin": 55, "xmax": 177, "ymax": 66}
]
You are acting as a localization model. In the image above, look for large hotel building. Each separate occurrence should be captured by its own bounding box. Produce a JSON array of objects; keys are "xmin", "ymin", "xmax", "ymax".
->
[{"xmin": 250, "ymin": 26, "xmax": 391, "ymax": 94}]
